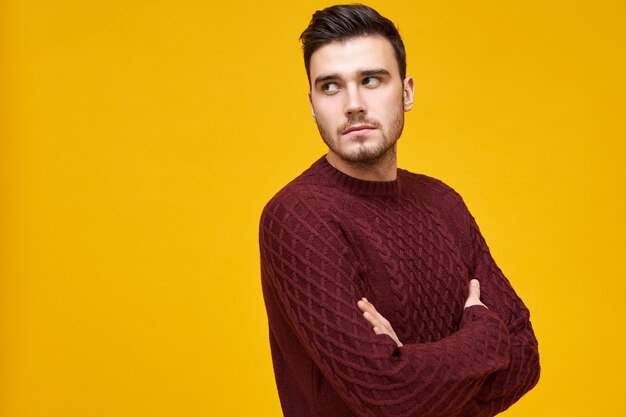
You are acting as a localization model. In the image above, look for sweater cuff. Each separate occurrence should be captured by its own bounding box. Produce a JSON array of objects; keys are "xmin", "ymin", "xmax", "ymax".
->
[{"xmin": 461, "ymin": 304, "xmax": 499, "ymax": 327}]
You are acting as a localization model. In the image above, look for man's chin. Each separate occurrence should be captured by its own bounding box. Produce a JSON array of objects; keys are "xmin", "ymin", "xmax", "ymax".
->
[{"xmin": 337, "ymin": 146, "xmax": 388, "ymax": 164}]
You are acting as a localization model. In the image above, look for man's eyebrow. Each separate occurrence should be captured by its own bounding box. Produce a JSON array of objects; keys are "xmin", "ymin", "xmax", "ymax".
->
[
  {"xmin": 313, "ymin": 74, "xmax": 340, "ymax": 87},
  {"xmin": 313, "ymin": 69, "xmax": 392, "ymax": 86},
  {"xmin": 360, "ymin": 68, "xmax": 391, "ymax": 77}
]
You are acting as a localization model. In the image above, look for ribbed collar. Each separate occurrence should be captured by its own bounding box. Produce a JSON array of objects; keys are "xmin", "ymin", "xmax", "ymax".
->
[{"xmin": 310, "ymin": 156, "xmax": 401, "ymax": 197}]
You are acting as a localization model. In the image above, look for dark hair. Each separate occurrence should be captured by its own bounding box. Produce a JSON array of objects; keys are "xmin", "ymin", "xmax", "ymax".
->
[{"xmin": 300, "ymin": 4, "xmax": 406, "ymax": 84}]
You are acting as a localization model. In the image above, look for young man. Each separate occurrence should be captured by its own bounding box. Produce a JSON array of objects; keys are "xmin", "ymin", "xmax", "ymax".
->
[{"xmin": 259, "ymin": 4, "xmax": 540, "ymax": 417}]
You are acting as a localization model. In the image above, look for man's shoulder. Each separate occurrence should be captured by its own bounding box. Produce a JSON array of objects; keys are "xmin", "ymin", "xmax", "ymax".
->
[
  {"xmin": 400, "ymin": 169, "xmax": 466, "ymax": 208},
  {"xmin": 261, "ymin": 159, "xmax": 336, "ymax": 225},
  {"xmin": 266, "ymin": 164, "xmax": 328, "ymax": 208}
]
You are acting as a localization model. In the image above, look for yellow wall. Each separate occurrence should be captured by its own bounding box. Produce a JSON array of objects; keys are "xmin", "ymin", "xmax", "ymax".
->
[{"xmin": 2, "ymin": 0, "xmax": 624, "ymax": 416}]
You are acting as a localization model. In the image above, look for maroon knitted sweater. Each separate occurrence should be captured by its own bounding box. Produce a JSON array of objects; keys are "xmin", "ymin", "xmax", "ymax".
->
[{"xmin": 259, "ymin": 157, "xmax": 540, "ymax": 417}]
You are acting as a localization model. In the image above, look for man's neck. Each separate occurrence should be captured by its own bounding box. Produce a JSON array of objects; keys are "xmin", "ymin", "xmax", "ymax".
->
[{"xmin": 326, "ymin": 149, "xmax": 397, "ymax": 182}]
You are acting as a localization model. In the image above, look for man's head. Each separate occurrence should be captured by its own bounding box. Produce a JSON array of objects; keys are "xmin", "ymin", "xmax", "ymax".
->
[
  {"xmin": 302, "ymin": 4, "xmax": 414, "ymax": 169},
  {"xmin": 300, "ymin": 4, "xmax": 406, "ymax": 85}
]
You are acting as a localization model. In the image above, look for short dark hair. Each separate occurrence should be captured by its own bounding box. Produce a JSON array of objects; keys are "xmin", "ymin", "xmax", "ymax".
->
[{"xmin": 300, "ymin": 4, "xmax": 407, "ymax": 84}]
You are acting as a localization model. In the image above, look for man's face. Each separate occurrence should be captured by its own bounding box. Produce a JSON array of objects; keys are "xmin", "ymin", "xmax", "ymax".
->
[{"xmin": 308, "ymin": 35, "xmax": 414, "ymax": 165}]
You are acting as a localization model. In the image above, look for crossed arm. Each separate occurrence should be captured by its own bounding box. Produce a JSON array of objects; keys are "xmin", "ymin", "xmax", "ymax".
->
[
  {"xmin": 358, "ymin": 279, "xmax": 487, "ymax": 348},
  {"xmin": 357, "ymin": 277, "xmax": 538, "ymax": 417},
  {"xmin": 358, "ymin": 273, "xmax": 540, "ymax": 417}
]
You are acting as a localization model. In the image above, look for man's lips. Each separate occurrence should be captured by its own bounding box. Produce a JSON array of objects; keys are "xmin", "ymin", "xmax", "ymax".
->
[{"xmin": 342, "ymin": 125, "xmax": 377, "ymax": 135}]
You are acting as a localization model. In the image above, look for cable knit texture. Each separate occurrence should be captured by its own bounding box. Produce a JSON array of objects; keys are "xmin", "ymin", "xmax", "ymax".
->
[{"xmin": 259, "ymin": 157, "xmax": 540, "ymax": 417}]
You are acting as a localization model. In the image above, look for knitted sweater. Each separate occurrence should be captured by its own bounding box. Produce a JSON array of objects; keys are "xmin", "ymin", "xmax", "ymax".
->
[{"xmin": 259, "ymin": 156, "xmax": 540, "ymax": 417}]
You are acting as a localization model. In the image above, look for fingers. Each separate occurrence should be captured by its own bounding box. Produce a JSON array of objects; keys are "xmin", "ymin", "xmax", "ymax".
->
[
  {"xmin": 464, "ymin": 279, "xmax": 487, "ymax": 309},
  {"xmin": 357, "ymin": 297, "xmax": 403, "ymax": 347},
  {"xmin": 357, "ymin": 298, "xmax": 386, "ymax": 330}
]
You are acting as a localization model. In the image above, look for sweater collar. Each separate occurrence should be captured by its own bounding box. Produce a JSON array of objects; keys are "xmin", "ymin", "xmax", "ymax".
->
[{"xmin": 312, "ymin": 155, "xmax": 401, "ymax": 197}]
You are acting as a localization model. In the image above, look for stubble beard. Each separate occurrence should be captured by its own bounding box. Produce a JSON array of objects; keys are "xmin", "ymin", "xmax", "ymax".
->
[{"xmin": 316, "ymin": 108, "xmax": 405, "ymax": 165}]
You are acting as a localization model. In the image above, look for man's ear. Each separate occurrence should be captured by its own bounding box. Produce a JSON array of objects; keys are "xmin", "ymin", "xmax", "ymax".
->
[
  {"xmin": 403, "ymin": 76, "xmax": 415, "ymax": 112},
  {"xmin": 308, "ymin": 91, "xmax": 316, "ymax": 120}
]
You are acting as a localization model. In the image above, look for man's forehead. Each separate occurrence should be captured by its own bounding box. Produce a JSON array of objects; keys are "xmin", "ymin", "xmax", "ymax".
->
[{"xmin": 309, "ymin": 35, "xmax": 399, "ymax": 78}]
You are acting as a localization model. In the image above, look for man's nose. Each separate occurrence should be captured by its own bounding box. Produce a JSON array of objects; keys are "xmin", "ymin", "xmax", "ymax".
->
[{"xmin": 344, "ymin": 85, "xmax": 366, "ymax": 116}]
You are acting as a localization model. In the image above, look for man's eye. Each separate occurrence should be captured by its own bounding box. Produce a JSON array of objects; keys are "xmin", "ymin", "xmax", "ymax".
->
[
  {"xmin": 363, "ymin": 77, "xmax": 381, "ymax": 87},
  {"xmin": 323, "ymin": 83, "xmax": 339, "ymax": 93}
]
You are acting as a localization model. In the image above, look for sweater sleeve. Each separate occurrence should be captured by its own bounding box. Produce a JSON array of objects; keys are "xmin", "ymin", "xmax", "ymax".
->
[
  {"xmin": 260, "ymin": 194, "xmax": 512, "ymax": 417},
  {"xmin": 456, "ymin": 209, "xmax": 541, "ymax": 417}
]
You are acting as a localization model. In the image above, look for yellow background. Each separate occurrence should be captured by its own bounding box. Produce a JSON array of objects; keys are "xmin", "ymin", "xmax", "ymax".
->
[{"xmin": 1, "ymin": 0, "xmax": 624, "ymax": 416}]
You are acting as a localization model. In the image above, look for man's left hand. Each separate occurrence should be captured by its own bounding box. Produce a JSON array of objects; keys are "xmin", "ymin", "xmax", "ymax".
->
[{"xmin": 357, "ymin": 297, "xmax": 403, "ymax": 347}]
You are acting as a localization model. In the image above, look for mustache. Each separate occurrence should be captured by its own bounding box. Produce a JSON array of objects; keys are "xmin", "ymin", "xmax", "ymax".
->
[{"xmin": 337, "ymin": 116, "xmax": 381, "ymax": 134}]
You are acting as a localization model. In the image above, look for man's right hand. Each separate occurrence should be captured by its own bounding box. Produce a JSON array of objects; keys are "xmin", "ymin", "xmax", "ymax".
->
[{"xmin": 464, "ymin": 279, "xmax": 488, "ymax": 309}]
